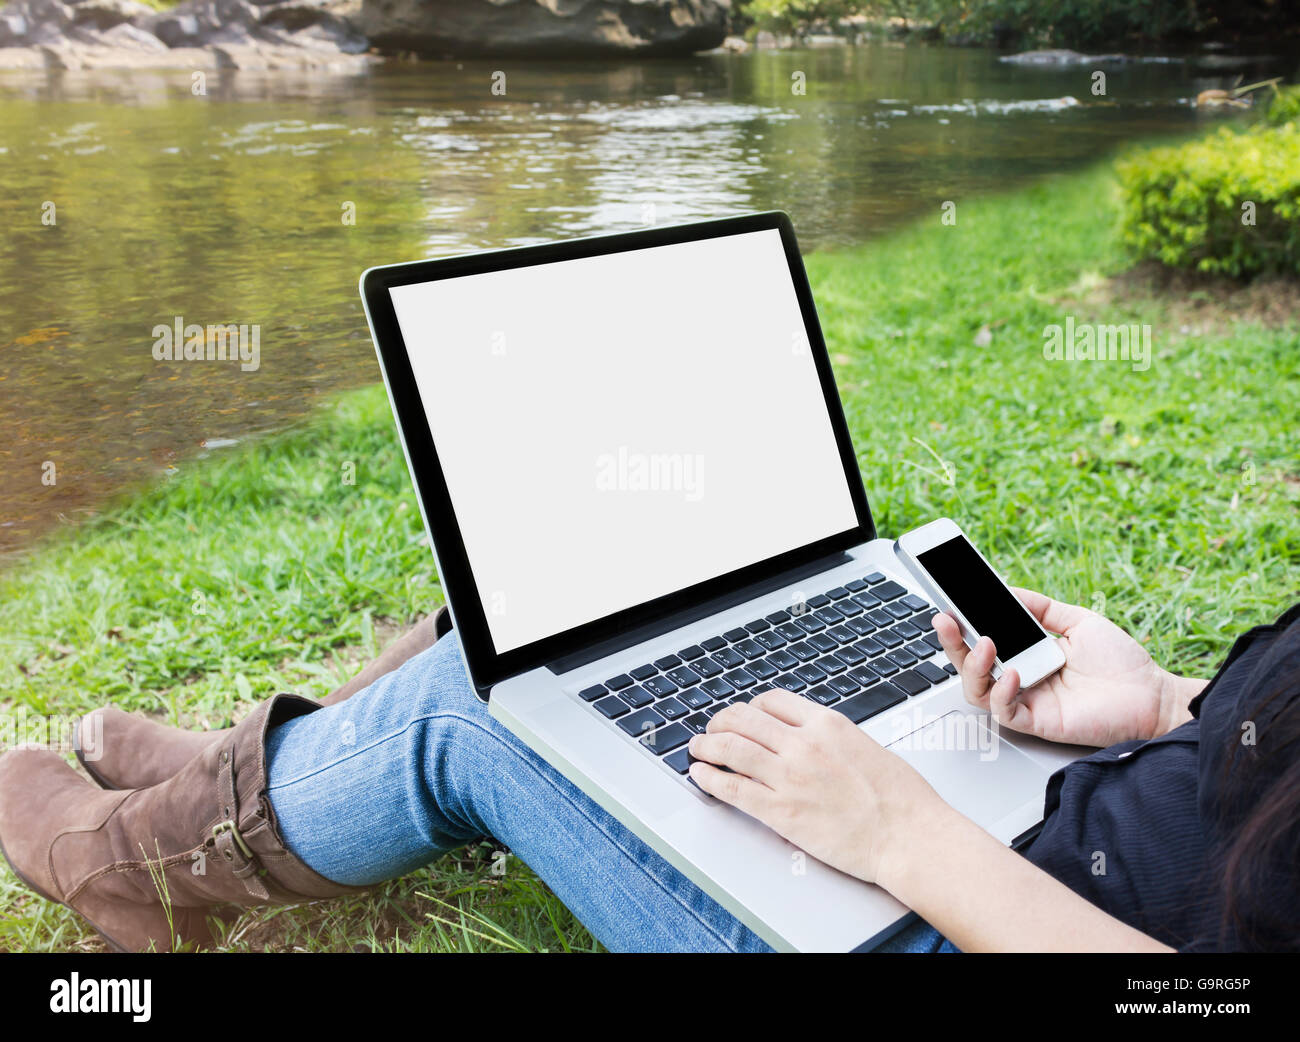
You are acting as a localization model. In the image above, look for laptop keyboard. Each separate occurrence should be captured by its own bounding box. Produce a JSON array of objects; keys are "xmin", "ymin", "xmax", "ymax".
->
[{"xmin": 574, "ymin": 572, "xmax": 958, "ymax": 781}]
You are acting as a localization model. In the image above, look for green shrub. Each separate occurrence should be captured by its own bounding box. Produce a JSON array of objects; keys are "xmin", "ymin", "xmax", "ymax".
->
[
  {"xmin": 1116, "ymin": 122, "xmax": 1300, "ymax": 279},
  {"xmin": 1263, "ymin": 85, "xmax": 1300, "ymax": 128}
]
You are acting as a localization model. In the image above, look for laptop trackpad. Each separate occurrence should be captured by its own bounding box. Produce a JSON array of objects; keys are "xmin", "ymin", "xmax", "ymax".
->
[{"xmin": 886, "ymin": 712, "xmax": 1047, "ymax": 824}]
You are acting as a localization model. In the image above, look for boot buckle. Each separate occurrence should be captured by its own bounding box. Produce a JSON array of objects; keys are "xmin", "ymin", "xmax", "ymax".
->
[{"xmin": 213, "ymin": 820, "xmax": 253, "ymax": 861}]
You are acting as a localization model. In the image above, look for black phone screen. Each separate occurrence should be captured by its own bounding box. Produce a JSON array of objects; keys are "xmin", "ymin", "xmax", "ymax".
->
[{"xmin": 915, "ymin": 536, "xmax": 1043, "ymax": 659}]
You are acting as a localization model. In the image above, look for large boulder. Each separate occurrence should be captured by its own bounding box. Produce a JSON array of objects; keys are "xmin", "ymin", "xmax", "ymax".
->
[{"xmin": 360, "ymin": 0, "xmax": 730, "ymax": 57}]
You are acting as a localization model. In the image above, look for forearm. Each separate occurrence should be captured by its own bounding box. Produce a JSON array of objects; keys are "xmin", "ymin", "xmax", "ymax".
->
[
  {"xmin": 1152, "ymin": 670, "xmax": 1210, "ymax": 738},
  {"xmin": 876, "ymin": 801, "xmax": 1174, "ymax": 953}
]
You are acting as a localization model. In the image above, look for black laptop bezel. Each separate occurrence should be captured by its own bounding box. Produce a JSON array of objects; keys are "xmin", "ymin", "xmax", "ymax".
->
[{"xmin": 361, "ymin": 211, "xmax": 876, "ymax": 697}]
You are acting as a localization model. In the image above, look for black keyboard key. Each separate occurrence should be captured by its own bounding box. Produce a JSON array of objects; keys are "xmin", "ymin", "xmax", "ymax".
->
[
  {"xmin": 766, "ymin": 649, "xmax": 800, "ymax": 671},
  {"xmin": 892, "ymin": 670, "xmax": 931, "ymax": 696},
  {"xmin": 775, "ymin": 671, "xmax": 807, "ymax": 692},
  {"xmin": 654, "ymin": 654, "xmax": 682, "ymax": 670},
  {"xmin": 644, "ymin": 675, "xmax": 679, "ymax": 698},
  {"xmin": 605, "ymin": 673, "xmax": 633, "ymax": 691},
  {"xmin": 853, "ymin": 593, "xmax": 883, "ymax": 611},
  {"xmin": 923, "ymin": 632, "xmax": 945, "ymax": 651},
  {"xmin": 827, "ymin": 674, "xmax": 860, "ymax": 697},
  {"xmin": 863, "ymin": 572, "xmax": 887, "ymax": 585},
  {"xmin": 723, "ymin": 627, "xmax": 749, "ymax": 643},
  {"xmin": 620, "ymin": 685, "xmax": 655, "ymax": 708},
  {"xmin": 704, "ymin": 703, "xmax": 728, "ymax": 718},
  {"xmin": 815, "ymin": 606, "xmax": 846, "ymax": 625},
  {"xmin": 806, "ymin": 685, "xmax": 840, "ymax": 706},
  {"xmin": 944, "ymin": 662, "xmax": 958, "ymax": 675},
  {"xmin": 640, "ymin": 721, "xmax": 690, "ymax": 754},
  {"xmin": 701, "ymin": 636, "xmax": 727, "ymax": 653},
  {"xmin": 633, "ymin": 665, "xmax": 660, "ymax": 683},
  {"xmin": 833, "ymin": 683, "xmax": 906, "ymax": 723},
  {"xmin": 712, "ymin": 647, "xmax": 746, "ymax": 669},
  {"xmin": 666, "ymin": 666, "xmax": 703, "ymax": 689},
  {"xmin": 848, "ymin": 667, "xmax": 881, "ymax": 688},
  {"xmin": 678, "ymin": 644, "xmax": 705, "ymax": 661},
  {"xmin": 827, "ymin": 624, "xmax": 857, "ymax": 644},
  {"xmin": 693, "ymin": 656, "xmax": 724, "ymax": 678},
  {"xmin": 818, "ymin": 655, "xmax": 847, "ymax": 675},
  {"xmin": 734, "ymin": 638, "xmax": 766, "ymax": 660},
  {"xmin": 873, "ymin": 580, "xmax": 908, "ymax": 602},
  {"xmin": 723, "ymin": 668, "xmax": 758, "ymax": 690},
  {"xmin": 885, "ymin": 602, "xmax": 913, "ymax": 620},
  {"xmin": 887, "ymin": 648, "xmax": 920, "ymax": 668},
  {"xmin": 835, "ymin": 599, "xmax": 864, "ymax": 617},
  {"xmin": 866, "ymin": 609, "xmax": 894, "ymax": 627},
  {"xmin": 901, "ymin": 594, "xmax": 930, "ymax": 612},
  {"xmin": 680, "ymin": 688, "xmax": 713, "ymax": 710},
  {"xmin": 807, "ymin": 594, "xmax": 831, "ymax": 609},
  {"xmin": 893, "ymin": 621, "xmax": 923, "ymax": 640},
  {"xmin": 855, "ymin": 636, "xmax": 885, "ymax": 657},
  {"xmin": 793, "ymin": 614, "xmax": 826, "ymax": 634},
  {"xmin": 847, "ymin": 616, "xmax": 877, "ymax": 636},
  {"xmin": 809, "ymin": 633, "xmax": 838, "ymax": 653},
  {"xmin": 845, "ymin": 579, "xmax": 868, "ymax": 593},
  {"xmin": 744, "ymin": 619, "xmax": 771, "ymax": 634},
  {"xmin": 594, "ymin": 695, "xmax": 629, "ymax": 718},
  {"xmin": 868, "ymin": 658, "xmax": 901, "ymax": 678},
  {"xmin": 913, "ymin": 611, "xmax": 937, "ymax": 633},
  {"xmin": 905, "ymin": 640, "xmax": 935, "ymax": 660},
  {"xmin": 747, "ymin": 658, "xmax": 779, "ymax": 681},
  {"xmin": 776, "ymin": 622, "xmax": 805, "ymax": 642},
  {"xmin": 916, "ymin": 661, "xmax": 950, "ymax": 684},
  {"xmin": 834, "ymin": 645, "xmax": 867, "ymax": 666},
  {"xmin": 754, "ymin": 630, "xmax": 788, "ymax": 652},
  {"xmin": 664, "ymin": 748, "xmax": 692, "ymax": 774},
  {"xmin": 794, "ymin": 663, "xmax": 828, "ymax": 685},
  {"xmin": 617, "ymin": 707, "xmax": 665, "ymax": 737},
  {"xmin": 579, "ymin": 684, "xmax": 608, "ymax": 702},
  {"xmin": 787, "ymin": 641, "xmax": 820, "ymax": 662},
  {"xmin": 738, "ymin": 688, "xmax": 764, "ymax": 699},
  {"xmin": 702, "ymin": 677, "xmax": 737, "ymax": 699},
  {"xmin": 657, "ymin": 697, "xmax": 690, "ymax": 720},
  {"xmin": 684, "ymin": 712, "xmax": 711, "ymax": 734},
  {"xmin": 766, "ymin": 609, "xmax": 792, "ymax": 624},
  {"xmin": 874, "ymin": 629, "xmax": 904, "ymax": 649},
  {"xmin": 826, "ymin": 586, "xmax": 850, "ymax": 600}
]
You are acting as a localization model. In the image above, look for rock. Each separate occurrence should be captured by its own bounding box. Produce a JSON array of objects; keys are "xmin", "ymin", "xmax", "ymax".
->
[
  {"xmin": 753, "ymin": 29, "xmax": 777, "ymax": 49},
  {"xmin": 258, "ymin": 0, "xmax": 367, "ymax": 52},
  {"xmin": 359, "ymin": 0, "xmax": 729, "ymax": 58},
  {"xmin": 999, "ymin": 48, "xmax": 1126, "ymax": 65},
  {"xmin": 66, "ymin": 0, "xmax": 152, "ymax": 29}
]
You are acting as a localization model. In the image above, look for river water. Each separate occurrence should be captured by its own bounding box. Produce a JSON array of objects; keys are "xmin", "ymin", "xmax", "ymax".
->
[{"xmin": 0, "ymin": 43, "xmax": 1285, "ymax": 556}]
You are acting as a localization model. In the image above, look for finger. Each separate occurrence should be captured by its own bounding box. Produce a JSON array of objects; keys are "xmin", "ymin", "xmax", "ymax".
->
[
  {"xmin": 958, "ymin": 635, "xmax": 998, "ymax": 708},
  {"xmin": 1010, "ymin": 587, "xmax": 1091, "ymax": 635},
  {"xmin": 986, "ymin": 667, "xmax": 1032, "ymax": 732},
  {"xmin": 707, "ymin": 700, "xmax": 796, "ymax": 753},
  {"xmin": 931, "ymin": 612, "xmax": 970, "ymax": 671},
  {"xmin": 689, "ymin": 730, "xmax": 781, "ymax": 784},
  {"xmin": 688, "ymin": 759, "xmax": 776, "ymax": 818},
  {"xmin": 747, "ymin": 687, "xmax": 818, "ymax": 728}
]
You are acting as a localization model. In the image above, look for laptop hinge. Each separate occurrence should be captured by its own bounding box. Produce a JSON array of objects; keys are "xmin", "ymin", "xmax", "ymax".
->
[{"xmin": 547, "ymin": 550, "xmax": 854, "ymax": 676}]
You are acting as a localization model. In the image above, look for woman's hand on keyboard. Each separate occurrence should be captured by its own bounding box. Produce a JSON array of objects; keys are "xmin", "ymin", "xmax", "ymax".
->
[{"xmin": 686, "ymin": 688, "xmax": 941, "ymax": 885}]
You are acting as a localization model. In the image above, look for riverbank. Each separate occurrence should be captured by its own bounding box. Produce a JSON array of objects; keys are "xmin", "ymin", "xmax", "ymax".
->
[{"xmin": 1, "ymin": 160, "xmax": 1297, "ymax": 951}]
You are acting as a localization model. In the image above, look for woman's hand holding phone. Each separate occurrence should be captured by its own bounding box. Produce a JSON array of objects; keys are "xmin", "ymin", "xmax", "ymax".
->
[{"xmin": 933, "ymin": 588, "xmax": 1206, "ymax": 746}]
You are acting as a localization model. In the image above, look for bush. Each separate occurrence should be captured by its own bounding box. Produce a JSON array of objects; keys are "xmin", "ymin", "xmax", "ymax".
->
[
  {"xmin": 1116, "ymin": 121, "xmax": 1300, "ymax": 279},
  {"xmin": 1263, "ymin": 85, "xmax": 1300, "ymax": 128}
]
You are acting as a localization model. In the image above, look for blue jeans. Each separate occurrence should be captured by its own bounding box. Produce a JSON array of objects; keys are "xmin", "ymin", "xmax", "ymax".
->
[{"xmin": 265, "ymin": 631, "xmax": 956, "ymax": 953}]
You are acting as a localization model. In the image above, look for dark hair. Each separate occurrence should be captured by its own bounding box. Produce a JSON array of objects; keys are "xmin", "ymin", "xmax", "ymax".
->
[{"xmin": 1217, "ymin": 617, "xmax": 1300, "ymax": 951}]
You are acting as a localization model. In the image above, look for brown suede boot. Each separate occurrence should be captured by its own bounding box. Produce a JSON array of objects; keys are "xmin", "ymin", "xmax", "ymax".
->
[
  {"xmin": 75, "ymin": 607, "xmax": 450, "ymax": 791},
  {"xmin": 0, "ymin": 694, "xmax": 365, "ymax": 952}
]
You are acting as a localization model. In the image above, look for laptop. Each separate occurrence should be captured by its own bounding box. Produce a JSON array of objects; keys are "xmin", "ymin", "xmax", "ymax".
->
[{"xmin": 359, "ymin": 212, "xmax": 1084, "ymax": 952}]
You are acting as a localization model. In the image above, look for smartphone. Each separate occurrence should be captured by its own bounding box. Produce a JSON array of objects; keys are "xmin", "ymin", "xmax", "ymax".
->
[{"xmin": 895, "ymin": 517, "xmax": 1065, "ymax": 690}]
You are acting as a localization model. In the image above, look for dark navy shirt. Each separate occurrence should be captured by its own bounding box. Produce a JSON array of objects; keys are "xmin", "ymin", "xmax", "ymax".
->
[{"xmin": 1020, "ymin": 600, "xmax": 1300, "ymax": 951}]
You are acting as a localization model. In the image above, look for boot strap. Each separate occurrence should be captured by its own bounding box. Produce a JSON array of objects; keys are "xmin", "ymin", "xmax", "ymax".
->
[{"xmin": 214, "ymin": 745, "xmax": 271, "ymax": 902}]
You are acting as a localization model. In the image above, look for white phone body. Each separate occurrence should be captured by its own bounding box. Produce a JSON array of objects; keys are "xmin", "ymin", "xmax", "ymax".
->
[{"xmin": 894, "ymin": 517, "xmax": 1066, "ymax": 690}]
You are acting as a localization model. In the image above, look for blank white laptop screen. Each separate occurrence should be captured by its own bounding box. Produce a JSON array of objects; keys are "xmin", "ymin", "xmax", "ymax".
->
[{"xmin": 388, "ymin": 227, "xmax": 859, "ymax": 654}]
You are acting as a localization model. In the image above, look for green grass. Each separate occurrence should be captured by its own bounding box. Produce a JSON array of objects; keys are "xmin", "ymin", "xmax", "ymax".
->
[{"xmin": 1, "ymin": 160, "xmax": 1297, "ymax": 951}]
